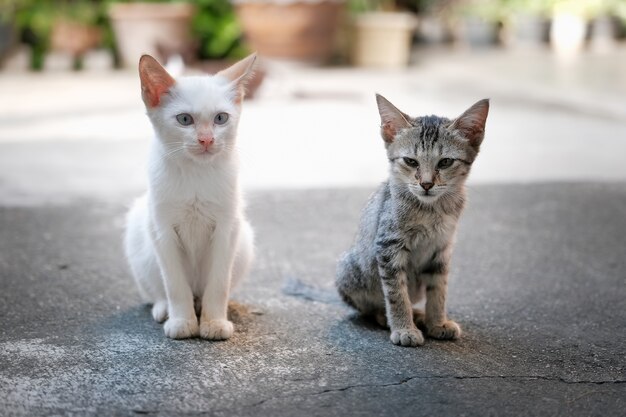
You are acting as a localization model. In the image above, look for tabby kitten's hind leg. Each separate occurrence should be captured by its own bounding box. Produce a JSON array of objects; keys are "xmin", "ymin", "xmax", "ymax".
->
[
  {"xmin": 412, "ymin": 308, "xmax": 426, "ymax": 330},
  {"xmin": 375, "ymin": 310, "xmax": 388, "ymax": 328}
]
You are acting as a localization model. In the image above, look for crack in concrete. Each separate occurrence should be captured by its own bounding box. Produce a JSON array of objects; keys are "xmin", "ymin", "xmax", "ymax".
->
[
  {"xmin": 238, "ymin": 374, "xmax": 626, "ymax": 410},
  {"xmin": 303, "ymin": 375, "xmax": 625, "ymax": 398},
  {"xmin": 6, "ymin": 375, "xmax": 622, "ymax": 415}
]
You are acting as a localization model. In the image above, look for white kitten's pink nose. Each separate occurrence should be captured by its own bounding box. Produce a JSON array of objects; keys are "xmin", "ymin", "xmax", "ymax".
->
[{"xmin": 198, "ymin": 135, "xmax": 214, "ymax": 150}]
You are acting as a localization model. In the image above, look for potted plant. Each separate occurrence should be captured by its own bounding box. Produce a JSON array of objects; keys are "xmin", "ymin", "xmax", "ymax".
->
[
  {"xmin": 192, "ymin": 0, "xmax": 263, "ymax": 98},
  {"xmin": 349, "ymin": 0, "xmax": 418, "ymax": 68},
  {"xmin": 50, "ymin": 1, "xmax": 103, "ymax": 59},
  {"xmin": 108, "ymin": 0, "xmax": 196, "ymax": 67},
  {"xmin": 234, "ymin": 0, "xmax": 344, "ymax": 64},
  {"xmin": 193, "ymin": 0, "xmax": 247, "ymax": 62},
  {"xmin": 13, "ymin": 0, "xmax": 106, "ymax": 70}
]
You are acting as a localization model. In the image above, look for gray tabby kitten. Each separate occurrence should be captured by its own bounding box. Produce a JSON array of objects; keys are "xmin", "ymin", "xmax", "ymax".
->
[{"xmin": 336, "ymin": 95, "xmax": 489, "ymax": 347}]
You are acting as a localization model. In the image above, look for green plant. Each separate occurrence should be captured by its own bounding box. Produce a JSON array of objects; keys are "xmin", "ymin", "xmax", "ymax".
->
[
  {"xmin": 192, "ymin": 0, "xmax": 246, "ymax": 60},
  {"xmin": 413, "ymin": 0, "xmax": 457, "ymax": 14},
  {"xmin": 106, "ymin": 0, "xmax": 246, "ymax": 61},
  {"xmin": 13, "ymin": 0, "xmax": 108, "ymax": 69},
  {"xmin": 505, "ymin": 0, "xmax": 555, "ymax": 16},
  {"xmin": 585, "ymin": 0, "xmax": 626, "ymax": 17},
  {"xmin": 552, "ymin": 0, "xmax": 596, "ymax": 17},
  {"xmin": 348, "ymin": 0, "xmax": 396, "ymax": 14},
  {"xmin": 0, "ymin": 0, "xmax": 17, "ymax": 22},
  {"xmin": 455, "ymin": 0, "xmax": 508, "ymax": 22}
]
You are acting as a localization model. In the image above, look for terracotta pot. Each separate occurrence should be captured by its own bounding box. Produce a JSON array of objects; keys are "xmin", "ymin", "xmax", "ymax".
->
[
  {"xmin": 236, "ymin": 1, "xmax": 343, "ymax": 64},
  {"xmin": 351, "ymin": 12, "xmax": 417, "ymax": 68},
  {"xmin": 50, "ymin": 20, "xmax": 102, "ymax": 56},
  {"xmin": 108, "ymin": 2, "xmax": 195, "ymax": 67}
]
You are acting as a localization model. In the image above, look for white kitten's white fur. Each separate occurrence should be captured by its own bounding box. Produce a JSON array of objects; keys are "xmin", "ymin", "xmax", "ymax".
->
[{"xmin": 124, "ymin": 54, "xmax": 256, "ymax": 340}]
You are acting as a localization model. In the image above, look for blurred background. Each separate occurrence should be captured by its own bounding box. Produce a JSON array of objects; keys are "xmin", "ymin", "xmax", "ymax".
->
[
  {"xmin": 2, "ymin": 3, "xmax": 626, "ymax": 414},
  {"xmin": 0, "ymin": 0, "xmax": 625, "ymax": 204}
]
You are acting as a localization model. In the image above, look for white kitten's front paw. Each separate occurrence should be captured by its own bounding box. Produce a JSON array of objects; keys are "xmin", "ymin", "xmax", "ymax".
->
[
  {"xmin": 200, "ymin": 319, "xmax": 234, "ymax": 341},
  {"xmin": 151, "ymin": 301, "xmax": 168, "ymax": 323},
  {"xmin": 390, "ymin": 327, "xmax": 424, "ymax": 347},
  {"xmin": 163, "ymin": 318, "xmax": 199, "ymax": 339},
  {"xmin": 427, "ymin": 320, "xmax": 462, "ymax": 340}
]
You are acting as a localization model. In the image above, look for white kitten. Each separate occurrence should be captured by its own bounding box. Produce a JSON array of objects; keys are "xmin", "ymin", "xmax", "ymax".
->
[{"xmin": 124, "ymin": 54, "xmax": 257, "ymax": 340}]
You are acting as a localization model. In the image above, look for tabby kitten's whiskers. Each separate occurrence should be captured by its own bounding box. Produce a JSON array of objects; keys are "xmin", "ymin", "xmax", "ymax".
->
[{"xmin": 336, "ymin": 95, "xmax": 489, "ymax": 347}]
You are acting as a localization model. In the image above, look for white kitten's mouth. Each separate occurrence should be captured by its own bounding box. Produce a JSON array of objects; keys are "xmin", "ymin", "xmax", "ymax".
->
[{"xmin": 187, "ymin": 145, "xmax": 220, "ymax": 159}]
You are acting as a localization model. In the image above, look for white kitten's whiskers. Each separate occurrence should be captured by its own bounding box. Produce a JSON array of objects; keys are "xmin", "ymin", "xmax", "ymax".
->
[{"xmin": 125, "ymin": 53, "xmax": 258, "ymax": 340}]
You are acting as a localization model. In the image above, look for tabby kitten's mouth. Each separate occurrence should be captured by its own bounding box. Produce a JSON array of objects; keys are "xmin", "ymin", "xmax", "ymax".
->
[{"xmin": 408, "ymin": 185, "xmax": 441, "ymax": 200}]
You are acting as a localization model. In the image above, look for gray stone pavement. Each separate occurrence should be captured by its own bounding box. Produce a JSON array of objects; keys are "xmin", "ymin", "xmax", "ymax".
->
[
  {"xmin": 1, "ymin": 184, "xmax": 625, "ymax": 416},
  {"xmin": 1, "ymin": 48, "xmax": 626, "ymax": 415}
]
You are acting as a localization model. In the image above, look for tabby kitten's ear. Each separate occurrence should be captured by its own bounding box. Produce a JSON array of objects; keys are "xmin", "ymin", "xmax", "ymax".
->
[
  {"xmin": 450, "ymin": 99, "xmax": 490, "ymax": 150},
  {"xmin": 376, "ymin": 94, "xmax": 412, "ymax": 143},
  {"xmin": 139, "ymin": 55, "xmax": 176, "ymax": 108},
  {"xmin": 217, "ymin": 53, "xmax": 258, "ymax": 103}
]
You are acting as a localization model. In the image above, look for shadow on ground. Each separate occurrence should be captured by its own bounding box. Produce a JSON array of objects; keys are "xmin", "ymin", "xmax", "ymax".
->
[{"xmin": 0, "ymin": 183, "xmax": 624, "ymax": 416}]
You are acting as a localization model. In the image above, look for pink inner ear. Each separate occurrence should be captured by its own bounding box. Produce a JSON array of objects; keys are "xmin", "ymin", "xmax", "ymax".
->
[
  {"xmin": 143, "ymin": 78, "xmax": 172, "ymax": 108},
  {"xmin": 381, "ymin": 122, "xmax": 397, "ymax": 143},
  {"xmin": 139, "ymin": 56, "xmax": 175, "ymax": 108}
]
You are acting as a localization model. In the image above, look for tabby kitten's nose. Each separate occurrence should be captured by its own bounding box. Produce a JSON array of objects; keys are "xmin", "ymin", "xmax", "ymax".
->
[{"xmin": 420, "ymin": 182, "xmax": 434, "ymax": 191}]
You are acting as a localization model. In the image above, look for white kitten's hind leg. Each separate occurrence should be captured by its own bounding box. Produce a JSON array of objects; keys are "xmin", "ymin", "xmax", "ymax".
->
[
  {"xmin": 230, "ymin": 218, "xmax": 255, "ymax": 290},
  {"xmin": 124, "ymin": 195, "xmax": 168, "ymax": 322}
]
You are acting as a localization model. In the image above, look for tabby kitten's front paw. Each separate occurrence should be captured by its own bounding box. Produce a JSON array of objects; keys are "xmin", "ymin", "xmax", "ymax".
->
[
  {"xmin": 163, "ymin": 318, "xmax": 199, "ymax": 339},
  {"xmin": 390, "ymin": 327, "xmax": 424, "ymax": 347},
  {"xmin": 427, "ymin": 320, "xmax": 461, "ymax": 340},
  {"xmin": 200, "ymin": 319, "xmax": 234, "ymax": 341}
]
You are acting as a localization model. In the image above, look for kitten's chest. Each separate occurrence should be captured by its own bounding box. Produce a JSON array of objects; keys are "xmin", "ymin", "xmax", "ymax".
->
[
  {"xmin": 404, "ymin": 213, "xmax": 456, "ymax": 267},
  {"xmin": 171, "ymin": 199, "xmax": 222, "ymax": 249}
]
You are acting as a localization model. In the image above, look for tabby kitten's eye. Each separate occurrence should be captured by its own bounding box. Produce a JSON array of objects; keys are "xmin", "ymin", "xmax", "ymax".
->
[
  {"xmin": 437, "ymin": 158, "xmax": 454, "ymax": 169},
  {"xmin": 176, "ymin": 113, "xmax": 194, "ymax": 126},
  {"xmin": 403, "ymin": 157, "xmax": 419, "ymax": 168},
  {"xmin": 214, "ymin": 112, "xmax": 229, "ymax": 125}
]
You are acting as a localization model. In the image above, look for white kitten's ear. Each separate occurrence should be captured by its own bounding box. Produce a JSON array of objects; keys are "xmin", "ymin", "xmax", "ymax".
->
[
  {"xmin": 376, "ymin": 94, "xmax": 412, "ymax": 143},
  {"xmin": 139, "ymin": 55, "xmax": 175, "ymax": 108},
  {"xmin": 450, "ymin": 99, "xmax": 490, "ymax": 149},
  {"xmin": 216, "ymin": 53, "xmax": 257, "ymax": 102}
]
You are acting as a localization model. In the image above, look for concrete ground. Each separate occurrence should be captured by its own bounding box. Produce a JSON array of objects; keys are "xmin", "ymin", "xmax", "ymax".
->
[{"xmin": 0, "ymin": 48, "xmax": 625, "ymax": 415}]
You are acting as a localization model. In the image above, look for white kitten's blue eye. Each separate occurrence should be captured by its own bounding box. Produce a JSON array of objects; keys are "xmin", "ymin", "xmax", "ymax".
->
[
  {"xmin": 176, "ymin": 113, "xmax": 194, "ymax": 126},
  {"xmin": 403, "ymin": 157, "xmax": 419, "ymax": 168},
  {"xmin": 437, "ymin": 158, "xmax": 454, "ymax": 169},
  {"xmin": 214, "ymin": 112, "xmax": 229, "ymax": 125}
]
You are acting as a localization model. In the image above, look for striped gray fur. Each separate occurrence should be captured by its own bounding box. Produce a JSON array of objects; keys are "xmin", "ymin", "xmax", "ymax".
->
[{"xmin": 336, "ymin": 95, "xmax": 489, "ymax": 347}]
